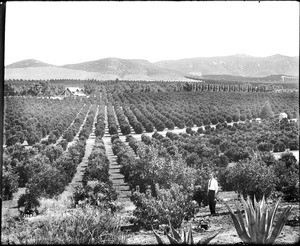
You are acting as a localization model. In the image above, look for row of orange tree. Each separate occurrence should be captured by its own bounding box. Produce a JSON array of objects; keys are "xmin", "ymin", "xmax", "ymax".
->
[
  {"xmin": 109, "ymin": 90, "xmax": 298, "ymax": 130},
  {"xmin": 2, "ymin": 102, "xmax": 99, "ymax": 201},
  {"xmin": 4, "ymin": 97, "xmax": 87, "ymax": 146},
  {"xmin": 105, "ymin": 113, "xmax": 298, "ymax": 228}
]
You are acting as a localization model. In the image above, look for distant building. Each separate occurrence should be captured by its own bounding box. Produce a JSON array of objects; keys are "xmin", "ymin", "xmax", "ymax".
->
[
  {"xmin": 281, "ymin": 75, "xmax": 298, "ymax": 82},
  {"xmin": 227, "ymin": 162, "xmax": 236, "ymax": 169},
  {"xmin": 278, "ymin": 112, "xmax": 288, "ymax": 121},
  {"xmin": 61, "ymin": 87, "xmax": 87, "ymax": 97},
  {"xmin": 274, "ymin": 89, "xmax": 298, "ymax": 93}
]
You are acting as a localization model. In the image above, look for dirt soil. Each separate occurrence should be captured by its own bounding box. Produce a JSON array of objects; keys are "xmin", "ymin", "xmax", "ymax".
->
[
  {"xmin": 2, "ymin": 191, "xmax": 299, "ymax": 244},
  {"xmin": 125, "ymin": 192, "xmax": 300, "ymax": 245}
]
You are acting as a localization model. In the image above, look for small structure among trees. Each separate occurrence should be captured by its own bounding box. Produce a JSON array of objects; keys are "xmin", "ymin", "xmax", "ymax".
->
[
  {"xmin": 61, "ymin": 87, "xmax": 87, "ymax": 97},
  {"xmin": 277, "ymin": 112, "xmax": 288, "ymax": 121}
]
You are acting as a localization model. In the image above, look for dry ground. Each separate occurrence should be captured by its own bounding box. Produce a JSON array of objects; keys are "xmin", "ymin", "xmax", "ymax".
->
[
  {"xmin": 125, "ymin": 191, "xmax": 300, "ymax": 245},
  {"xmin": 1, "ymin": 191, "xmax": 299, "ymax": 244}
]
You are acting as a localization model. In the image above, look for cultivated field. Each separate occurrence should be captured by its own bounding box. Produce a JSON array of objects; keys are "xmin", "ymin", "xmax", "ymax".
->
[{"xmin": 2, "ymin": 79, "xmax": 299, "ymax": 244}]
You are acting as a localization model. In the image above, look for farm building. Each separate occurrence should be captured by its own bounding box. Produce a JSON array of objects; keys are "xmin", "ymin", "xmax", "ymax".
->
[
  {"xmin": 61, "ymin": 87, "xmax": 87, "ymax": 97},
  {"xmin": 274, "ymin": 89, "xmax": 298, "ymax": 93},
  {"xmin": 278, "ymin": 112, "xmax": 288, "ymax": 121}
]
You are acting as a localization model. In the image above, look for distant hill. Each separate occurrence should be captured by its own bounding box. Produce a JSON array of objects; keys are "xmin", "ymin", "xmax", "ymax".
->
[
  {"xmin": 61, "ymin": 58, "xmax": 187, "ymax": 80},
  {"xmin": 5, "ymin": 55, "xmax": 299, "ymax": 81},
  {"xmin": 201, "ymin": 74, "xmax": 299, "ymax": 83},
  {"xmin": 6, "ymin": 59, "xmax": 56, "ymax": 68},
  {"xmin": 5, "ymin": 67, "xmax": 118, "ymax": 80},
  {"xmin": 5, "ymin": 58, "xmax": 190, "ymax": 81},
  {"xmin": 155, "ymin": 54, "xmax": 299, "ymax": 77}
]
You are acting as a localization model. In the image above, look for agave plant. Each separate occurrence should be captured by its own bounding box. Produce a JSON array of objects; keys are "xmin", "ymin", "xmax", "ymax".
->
[
  {"xmin": 221, "ymin": 195, "xmax": 292, "ymax": 244},
  {"xmin": 152, "ymin": 220, "xmax": 219, "ymax": 244}
]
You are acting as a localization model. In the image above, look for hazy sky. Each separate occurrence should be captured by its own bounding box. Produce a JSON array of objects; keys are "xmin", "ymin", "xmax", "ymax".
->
[{"xmin": 5, "ymin": 1, "xmax": 299, "ymax": 66}]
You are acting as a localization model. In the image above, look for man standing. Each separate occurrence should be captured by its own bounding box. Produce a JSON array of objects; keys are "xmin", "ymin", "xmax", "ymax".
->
[{"xmin": 207, "ymin": 172, "xmax": 218, "ymax": 215}]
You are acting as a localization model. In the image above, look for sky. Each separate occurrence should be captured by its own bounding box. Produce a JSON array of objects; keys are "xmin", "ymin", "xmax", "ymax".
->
[{"xmin": 4, "ymin": 1, "xmax": 299, "ymax": 66}]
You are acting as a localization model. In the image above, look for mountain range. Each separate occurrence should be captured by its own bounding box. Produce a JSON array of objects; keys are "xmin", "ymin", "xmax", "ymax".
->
[{"xmin": 5, "ymin": 54, "xmax": 299, "ymax": 81}]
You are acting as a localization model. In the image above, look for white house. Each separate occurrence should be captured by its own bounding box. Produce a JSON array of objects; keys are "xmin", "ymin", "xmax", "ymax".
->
[
  {"xmin": 61, "ymin": 87, "xmax": 87, "ymax": 97},
  {"xmin": 278, "ymin": 112, "xmax": 288, "ymax": 121}
]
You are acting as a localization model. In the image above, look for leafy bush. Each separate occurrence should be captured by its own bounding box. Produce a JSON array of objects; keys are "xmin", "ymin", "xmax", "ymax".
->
[
  {"xmin": 273, "ymin": 141, "xmax": 286, "ymax": 152},
  {"xmin": 132, "ymin": 184, "xmax": 197, "ymax": 229},
  {"xmin": 82, "ymin": 148, "xmax": 110, "ymax": 184},
  {"xmin": 260, "ymin": 100, "xmax": 274, "ymax": 119},
  {"xmin": 257, "ymin": 142, "xmax": 273, "ymax": 152},
  {"xmin": 225, "ymin": 158, "xmax": 277, "ymax": 201},
  {"xmin": 226, "ymin": 115, "xmax": 232, "ymax": 123},
  {"xmin": 109, "ymin": 125, "xmax": 118, "ymax": 135},
  {"xmin": 165, "ymin": 120, "xmax": 175, "ymax": 130},
  {"xmin": 26, "ymin": 165, "xmax": 66, "ymax": 198},
  {"xmin": 2, "ymin": 164, "xmax": 19, "ymax": 200},
  {"xmin": 141, "ymin": 134, "xmax": 152, "ymax": 145},
  {"xmin": 2, "ymin": 205, "xmax": 125, "ymax": 244},
  {"xmin": 145, "ymin": 122, "xmax": 154, "ymax": 132},
  {"xmin": 57, "ymin": 139, "xmax": 68, "ymax": 151},
  {"xmin": 274, "ymin": 153, "xmax": 299, "ymax": 201},
  {"xmin": 17, "ymin": 191, "xmax": 40, "ymax": 216},
  {"xmin": 71, "ymin": 181, "xmax": 117, "ymax": 208},
  {"xmin": 232, "ymin": 114, "xmax": 240, "ymax": 122}
]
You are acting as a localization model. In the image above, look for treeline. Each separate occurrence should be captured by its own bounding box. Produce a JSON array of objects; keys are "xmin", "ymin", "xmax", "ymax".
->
[
  {"xmin": 5, "ymin": 79, "xmax": 286, "ymax": 98},
  {"xmin": 4, "ymin": 80, "xmax": 100, "ymax": 97}
]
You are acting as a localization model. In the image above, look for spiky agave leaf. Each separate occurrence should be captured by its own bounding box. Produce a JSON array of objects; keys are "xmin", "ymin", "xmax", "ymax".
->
[
  {"xmin": 223, "ymin": 200, "xmax": 251, "ymax": 243},
  {"xmin": 245, "ymin": 196, "xmax": 257, "ymax": 243},
  {"xmin": 267, "ymin": 205, "xmax": 292, "ymax": 244},
  {"xmin": 187, "ymin": 224, "xmax": 193, "ymax": 244},
  {"xmin": 264, "ymin": 198, "xmax": 280, "ymax": 242},
  {"xmin": 225, "ymin": 196, "xmax": 292, "ymax": 245},
  {"xmin": 166, "ymin": 233, "xmax": 181, "ymax": 244},
  {"xmin": 235, "ymin": 201, "xmax": 248, "ymax": 239},
  {"xmin": 257, "ymin": 197, "xmax": 268, "ymax": 243},
  {"xmin": 196, "ymin": 231, "xmax": 220, "ymax": 244},
  {"xmin": 182, "ymin": 230, "xmax": 186, "ymax": 244},
  {"xmin": 152, "ymin": 225, "xmax": 165, "ymax": 245},
  {"xmin": 168, "ymin": 219, "xmax": 181, "ymax": 242}
]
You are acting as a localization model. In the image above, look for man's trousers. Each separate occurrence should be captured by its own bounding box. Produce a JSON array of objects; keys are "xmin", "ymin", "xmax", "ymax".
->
[{"xmin": 208, "ymin": 190, "xmax": 216, "ymax": 214}]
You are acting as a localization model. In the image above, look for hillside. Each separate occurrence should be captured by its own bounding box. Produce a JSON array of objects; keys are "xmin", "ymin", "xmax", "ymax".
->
[
  {"xmin": 5, "ymin": 55, "xmax": 299, "ymax": 81},
  {"xmin": 155, "ymin": 54, "xmax": 299, "ymax": 77},
  {"xmin": 61, "ymin": 58, "xmax": 187, "ymax": 80},
  {"xmin": 5, "ymin": 58, "xmax": 189, "ymax": 81},
  {"xmin": 4, "ymin": 67, "xmax": 118, "ymax": 80},
  {"xmin": 6, "ymin": 59, "xmax": 56, "ymax": 68},
  {"xmin": 201, "ymin": 74, "xmax": 299, "ymax": 83}
]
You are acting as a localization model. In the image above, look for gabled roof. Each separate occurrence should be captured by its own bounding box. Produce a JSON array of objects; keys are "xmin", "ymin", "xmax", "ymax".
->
[
  {"xmin": 73, "ymin": 91, "xmax": 86, "ymax": 96},
  {"xmin": 66, "ymin": 87, "xmax": 83, "ymax": 93}
]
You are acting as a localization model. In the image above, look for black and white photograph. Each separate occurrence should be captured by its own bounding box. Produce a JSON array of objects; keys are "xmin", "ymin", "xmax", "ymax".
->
[{"xmin": 1, "ymin": 1, "xmax": 299, "ymax": 244}]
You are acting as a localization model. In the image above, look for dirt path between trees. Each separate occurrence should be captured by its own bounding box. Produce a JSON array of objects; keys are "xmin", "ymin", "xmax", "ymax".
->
[
  {"xmin": 102, "ymin": 105, "xmax": 135, "ymax": 213},
  {"xmin": 1, "ymin": 105, "xmax": 96, "ymax": 220},
  {"xmin": 61, "ymin": 105, "xmax": 99, "ymax": 198}
]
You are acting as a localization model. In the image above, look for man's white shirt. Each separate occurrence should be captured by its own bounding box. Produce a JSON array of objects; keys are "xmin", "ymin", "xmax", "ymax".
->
[{"xmin": 208, "ymin": 178, "xmax": 218, "ymax": 193}]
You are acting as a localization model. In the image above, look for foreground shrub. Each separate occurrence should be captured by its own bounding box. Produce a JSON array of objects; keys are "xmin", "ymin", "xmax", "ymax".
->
[
  {"xmin": 123, "ymin": 144, "xmax": 197, "ymax": 195},
  {"xmin": 2, "ymin": 164, "xmax": 19, "ymax": 200},
  {"xmin": 225, "ymin": 158, "xmax": 276, "ymax": 201},
  {"xmin": 221, "ymin": 196, "xmax": 292, "ymax": 244},
  {"xmin": 131, "ymin": 184, "xmax": 197, "ymax": 229},
  {"xmin": 1, "ymin": 205, "xmax": 126, "ymax": 244},
  {"xmin": 17, "ymin": 191, "xmax": 40, "ymax": 216},
  {"xmin": 274, "ymin": 153, "xmax": 299, "ymax": 201},
  {"xmin": 71, "ymin": 181, "xmax": 117, "ymax": 210},
  {"xmin": 273, "ymin": 141, "xmax": 286, "ymax": 152}
]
